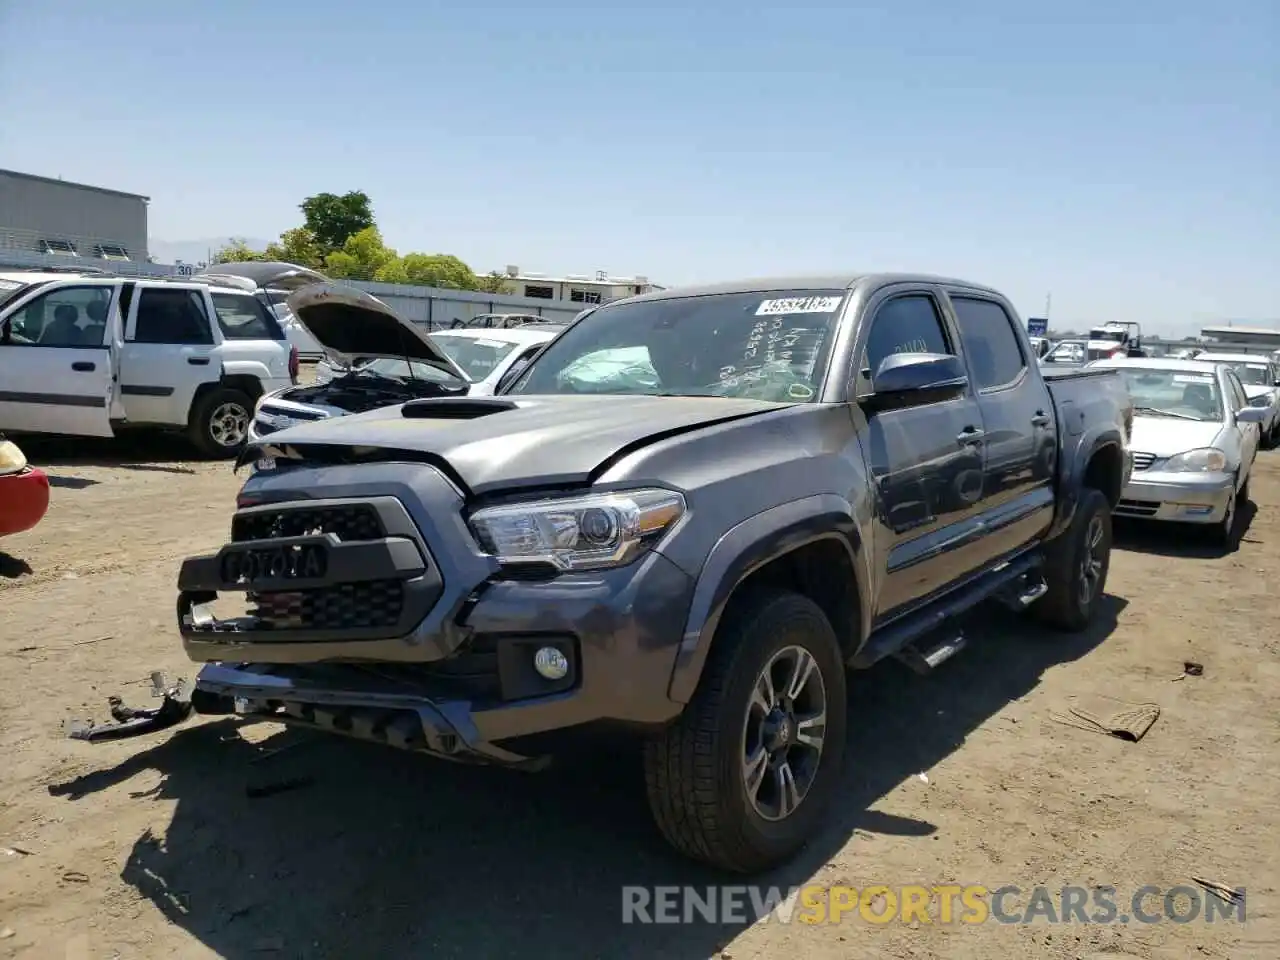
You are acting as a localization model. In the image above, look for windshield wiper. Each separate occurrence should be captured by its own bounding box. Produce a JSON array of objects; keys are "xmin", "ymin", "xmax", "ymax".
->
[{"xmin": 1132, "ymin": 405, "xmax": 1202, "ymax": 421}]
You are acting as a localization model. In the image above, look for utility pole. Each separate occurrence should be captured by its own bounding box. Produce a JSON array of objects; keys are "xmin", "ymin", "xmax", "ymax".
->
[{"xmin": 1044, "ymin": 292, "xmax": 1052, "ymax": 320}]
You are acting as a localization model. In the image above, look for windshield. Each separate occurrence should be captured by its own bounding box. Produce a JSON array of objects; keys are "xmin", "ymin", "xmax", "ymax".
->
[
  {"xmin": 359, "ymin": 357, "xmax": 468, "ymax": 387},
  {"xmin": 1119, "ymin": 368, "xmax": 1223, "ymax": 422},
  {"xmin": 507, "ymin": 289, "xmax": 846, "ymax": 401},
  {"xmin": 1090, "ymin": 328, "xmax": 1126, "ymax": 342},
  {"xmin": 428, "ymin": 333, "xmax": 524, "ymax": 382}
]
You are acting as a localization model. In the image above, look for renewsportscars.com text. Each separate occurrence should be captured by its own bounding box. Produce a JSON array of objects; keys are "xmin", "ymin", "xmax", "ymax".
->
[{"xmin": 621, "ymin": 884, "xmax": 1246, "ymax": 925}]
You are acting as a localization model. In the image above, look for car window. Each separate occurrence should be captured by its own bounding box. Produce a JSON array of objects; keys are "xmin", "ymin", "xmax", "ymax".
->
[
  {"xmin": 858, "ymin": 295, "xmax": 950, "ymax": 391},
  {"xmin": 430, "ymin": 334, "xmax": 524, "ymax": 381},
  {"xmin": 950, "ymin": 297, "xmax": 1026, "ymax": 390},
  {"xmin": 211, "ymin": 292, "xmax": 285, "ymax": 341},
  {"xmin": 511, "ymin": 289, "xmax": 845, "ymax": 402},
  {"xmin": 2, "ymin": 285, "xmax": 113, "ymax": 347},
  {"xmin": 132, "ymin": 288, "xmax": 215, "ymax": 345},
  {"xmin": 1119, "ymin": 368, "xmax": 1224, "ymax": 421}
]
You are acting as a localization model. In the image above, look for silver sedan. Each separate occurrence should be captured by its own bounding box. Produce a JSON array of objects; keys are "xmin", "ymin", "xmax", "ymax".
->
[{"xmin": 1089, "ymin": 357, "xmax": 1266, "ymax": 544}]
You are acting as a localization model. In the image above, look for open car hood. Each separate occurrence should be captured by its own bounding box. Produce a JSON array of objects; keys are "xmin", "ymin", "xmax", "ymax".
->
[
  {"xmin": 285, "ymin": 282, "xmax": 468, "ymax": 380},
  {"xmin": 195, "ymin": 261, "xmax": 330, "ymax": 294}
]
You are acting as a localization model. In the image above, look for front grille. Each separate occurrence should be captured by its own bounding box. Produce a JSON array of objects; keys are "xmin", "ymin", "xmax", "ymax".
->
[
  {"xmin": 1131, "ymin": 452, "xmax": 1156, "ymax": 471},
  {"xmin": 232, "ymin": 504, "xmax": 384, "ymax": 543},
  {"xmin": 249, "ymin": 579, "xmax": 405, "ymax": 630}
]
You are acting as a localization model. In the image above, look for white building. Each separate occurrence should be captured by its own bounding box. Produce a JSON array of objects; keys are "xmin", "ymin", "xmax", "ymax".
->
[{"xmin": 492, "ymin": 266, "xmax": 663, "ymax": 305}]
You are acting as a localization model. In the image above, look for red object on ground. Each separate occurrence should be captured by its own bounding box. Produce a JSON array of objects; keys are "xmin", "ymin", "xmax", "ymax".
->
[{"xmin": 0, "ymin": 466, "xmax": 51, "ymax": 537}]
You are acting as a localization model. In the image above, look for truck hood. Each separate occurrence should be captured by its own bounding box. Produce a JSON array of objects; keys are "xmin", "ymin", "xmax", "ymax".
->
[
  {"xmin": 195, "ymin": 260, "xmax": 329, "ymax": 293},
  {"xmin": 1129, "ymin": 416, "xmax": 1225, "ymax": 457},
  {"xmin": 285, "ymin": 282, "xmax": 469, "ymax": 381},
  {"xmin": 244, "ymin": 394, "xmax": 791, "ymax": 495}
]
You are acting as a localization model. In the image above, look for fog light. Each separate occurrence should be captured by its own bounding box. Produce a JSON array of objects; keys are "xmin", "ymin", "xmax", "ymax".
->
[{"xmin": 533, "ymin": 646, "xmax": 569, "ymax": 681}]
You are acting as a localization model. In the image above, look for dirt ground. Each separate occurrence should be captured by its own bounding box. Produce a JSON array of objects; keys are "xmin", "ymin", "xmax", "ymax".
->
[{"xmin": 2, "ymin": 426, "xmax": 1278, "ymax": 960}]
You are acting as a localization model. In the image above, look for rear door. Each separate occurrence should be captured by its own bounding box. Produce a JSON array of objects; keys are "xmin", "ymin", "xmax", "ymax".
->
[
  {"xmin": 119, "ymin": 282, "xmax": 221, "ymax": 426},
  {"xmin": 0, "ymin": 282, "xmax": 117, "ymax": 437},
  {"xmin": 851, "ymin": 287, "xmax": 987, "ymax": 618},
  {"xmin": 944, "ymin": 292, "xmax": 1057, "ymax": 557}
]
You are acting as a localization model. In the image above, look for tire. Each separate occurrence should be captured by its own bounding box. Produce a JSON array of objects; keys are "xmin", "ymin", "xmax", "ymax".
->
[
  {"xmin": 188, "ymin": 388, "xmax": 253, "ymax": 459},
  {"xmin": 1031, "ymin": 487, "xmax": 1112, "ymax": 632},
  {"xmin": 642, "ymin": 590, "xmax": 848, "ymax": 874},
  {"xmin": 1211, "ymin": 473, "xmax": 1239, "ymax": 548}
]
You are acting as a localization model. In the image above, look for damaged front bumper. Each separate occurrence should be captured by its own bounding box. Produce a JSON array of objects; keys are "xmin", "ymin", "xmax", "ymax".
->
[{"xmin": 190, "ymin": 662, "xmax": 549, "ymax": 769}]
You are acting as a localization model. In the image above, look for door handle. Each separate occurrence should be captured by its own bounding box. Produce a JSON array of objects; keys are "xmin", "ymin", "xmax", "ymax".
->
[
  {"xmin": 1030, "ymin": 411, "xmax": 1051, "ymax": 427},
  {"xmin": 71, "ymin": 361, "xmax": 96, "ymax": 372},
  {"xmin": 957, "ymin": 427, "xmax": 985, "ymax": 446},
  {"xmin": 187, "ymin": 356, "xmax": 211, "ymax": 366}
]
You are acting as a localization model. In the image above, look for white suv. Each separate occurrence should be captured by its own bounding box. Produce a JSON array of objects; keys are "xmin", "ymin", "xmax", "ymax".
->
[{"xmin": 0, "ymin": 269, "xmax": 297, "ymax": 457}]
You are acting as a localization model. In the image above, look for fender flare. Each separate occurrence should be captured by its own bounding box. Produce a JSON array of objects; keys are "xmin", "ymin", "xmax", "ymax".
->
[
  {"xmin": 1048, "ymin": 426, "xmax": 1125, "ymax": 540},
  {"xmin": 666, "ymin": 494, "xmax": 869, "ymax": 704}
]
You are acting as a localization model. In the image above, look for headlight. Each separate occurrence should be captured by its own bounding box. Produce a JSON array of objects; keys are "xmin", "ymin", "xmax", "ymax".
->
[
  {"xmin": 1164, "ymin": 448, "xmax": 1227, "ymax": 472},
  {"xmin": 469, "ymin": 488, "xmax": 686, "ymax": 572}
]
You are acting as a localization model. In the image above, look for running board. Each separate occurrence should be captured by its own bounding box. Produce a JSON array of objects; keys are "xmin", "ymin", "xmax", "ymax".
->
[
  {"xmin": 993, "ymin": 572, "xmax": 1049, "ymax": 610},
  {"xmin": 849, "ymin": 550, "xmax": 1041, "ymax": 669},
  {"xmin": 894, "ymin": 630, "xmax": 967, "ymax": 675}
]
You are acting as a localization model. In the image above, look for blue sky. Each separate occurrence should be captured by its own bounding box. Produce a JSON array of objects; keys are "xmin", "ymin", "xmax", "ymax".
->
[{"xmin": 1, "ymin": 0, "xmax": 1275, "ymax": 335}]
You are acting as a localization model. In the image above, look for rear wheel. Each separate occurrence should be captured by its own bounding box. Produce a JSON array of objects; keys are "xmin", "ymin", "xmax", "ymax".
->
[
  {"xmin": 188, "ymin": 388, "xmax": 252, "ymax": 459},
  {"xmin": 1031, "ymin": 487, "xmax": 1112, "ymax": 632},
  {"xmin": 643, "ymin": 591, "xmax": 848, "ymax": 874}
]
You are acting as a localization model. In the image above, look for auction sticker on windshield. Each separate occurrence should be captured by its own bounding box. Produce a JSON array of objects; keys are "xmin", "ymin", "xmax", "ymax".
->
[
  {"xmin": 756, "ymin": 296, "xmax": 843, "ymax": 316},
  {"xmin": 1173, "ymin": 374, "xmax": 1214, "ymax": 383}
]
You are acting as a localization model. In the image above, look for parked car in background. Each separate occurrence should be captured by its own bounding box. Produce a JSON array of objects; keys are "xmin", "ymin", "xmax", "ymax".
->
[
  {"xmin": 0, "ymin": 269, "xmax": 296, "ymax": 457},
  {"xmin": 1041, "ymin": 338, "xmax": 1087, "ymax": 367},
  {"xmin": 0, "ymin": 435, "xmax": 49, "ymax": 539},
  {"xmin": 1027, "ymin": 335, "xmax": 1052, "ymax": 360},
  {"xmin": 1194, "ymin": 352, "xmax": 1280, "ymax": 447},
  {"xmin": 1091, "ymin": 357, "xmax": 1265, "ymax": 544},
  {"xmin": 1086, "ymin": 321, "xmax": 1143, "ymax": 360},
  {"xmin": 179, "ymin": 271, "xmax": 1131, "ymax": 874}
]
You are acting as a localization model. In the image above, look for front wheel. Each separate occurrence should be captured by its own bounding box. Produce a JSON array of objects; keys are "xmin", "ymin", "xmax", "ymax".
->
[
  {"xmin": 1031, "ymin": 487, "xmax": 1112, "ymax": 632},
  {"xmin": 643, "ymin": 591, "xmax": 848, "ymax": 874},
  {"xmin": 188, "ymin": 388, "xmax": 253, "ymax": 459}
]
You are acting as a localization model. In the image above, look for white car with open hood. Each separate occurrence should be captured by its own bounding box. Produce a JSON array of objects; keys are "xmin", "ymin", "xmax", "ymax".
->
[
  {"xmin": 1092, "ymin": 356, "xmax": 1265, "ymax": 545},
  {"xmin": 248, "ymin": 283, "xmax": 478, "ymax": 442}
]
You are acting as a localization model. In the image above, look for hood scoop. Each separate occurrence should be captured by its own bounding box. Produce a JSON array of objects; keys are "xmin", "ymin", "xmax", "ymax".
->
[{"xmin": 401, "ymin": 397, "xmax": 520, "ymax": 419}]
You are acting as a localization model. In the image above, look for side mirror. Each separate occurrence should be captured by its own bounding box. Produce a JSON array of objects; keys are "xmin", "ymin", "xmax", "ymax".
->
[
  {"xmin": 1236, "ymin": 406, "xmax": 1267, "ymax": 424},
  {"xmin": 865, "ymin": 353, "xmax": 968, "ymax": 409}
]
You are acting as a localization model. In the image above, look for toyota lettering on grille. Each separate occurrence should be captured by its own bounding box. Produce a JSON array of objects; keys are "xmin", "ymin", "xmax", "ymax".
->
[{"xmin": 220, "ymin": 542, "xmax": 328, "ymax": 586}]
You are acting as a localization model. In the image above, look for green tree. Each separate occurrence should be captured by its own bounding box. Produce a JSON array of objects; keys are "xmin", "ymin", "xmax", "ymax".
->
[
  {"xmin": 323, "ymin": 226, "xmax": 400, "ymax": 280},
  {"xmin": 399, "ymin": 253, "xmax": 479, "ymax": 289},
  {"xmin": 475, "ymin": 271, "xmax": 512, "ymax": 294},
  {"xmin": 211, "ymin": 238, "xmax": 264, "ymax": 263},
  {"xmin": 263, "ymin": 227, "xmax": 324, "ymax": 269},
  {"xmin": 300, "ymin": 191, "xmax": 375, "ymax": 254}
]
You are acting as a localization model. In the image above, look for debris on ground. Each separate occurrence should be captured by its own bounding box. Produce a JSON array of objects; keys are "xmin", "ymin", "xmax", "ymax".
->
[
  {"xmin": 1049, "ymin": 694, "xmax": 1161, "ymax": 741},
  {"xmin": 64, "ymin": 671, "xmax": 193, "ymax": 743},
  {"xmin": 1191, "ymin": 875, "xmax": 1245, "ymax": 905}
]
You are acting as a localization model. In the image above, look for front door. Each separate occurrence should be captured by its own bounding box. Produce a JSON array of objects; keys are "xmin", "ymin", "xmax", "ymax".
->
[
  {"xmin": 0, "ymin": 283, "xmax": 116, "ymax": 437},
  {"xmin": 852, "ymin": 289, "xmax": 987, "ymax": 619},
  {"xmin": 119, "ymin": 283, "xmax": 221, "ymax": 426},
  {"xmin": 944, "ymin": 292, "xmax": 1056, "ymax": 558}
]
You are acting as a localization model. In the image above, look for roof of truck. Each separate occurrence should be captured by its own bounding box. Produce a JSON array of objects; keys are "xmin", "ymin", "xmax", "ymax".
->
[
  {"xmin": 623, "ymin": 273, "xmax": 1004, "ymax": 302},
  {"xmin": 1194, "ymin": 352, "xmax": 1272, "ymax": 365}
]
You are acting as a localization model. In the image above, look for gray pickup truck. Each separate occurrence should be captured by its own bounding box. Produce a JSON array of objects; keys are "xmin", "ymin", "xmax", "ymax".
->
[{"xmin": 176, "ymin": 273, "xmax": 1133, "ymax": 874}]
